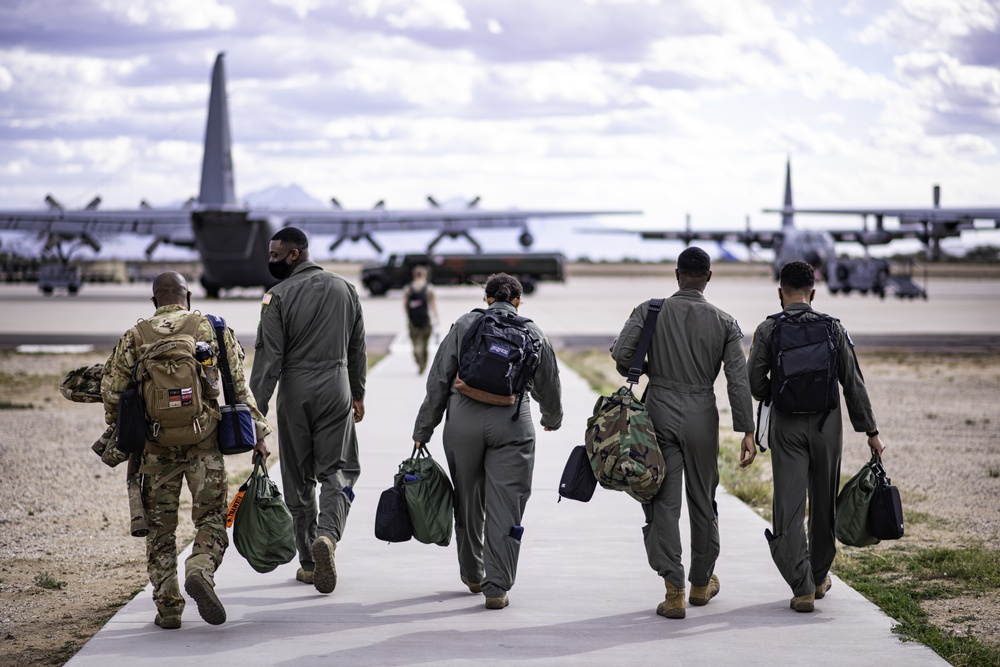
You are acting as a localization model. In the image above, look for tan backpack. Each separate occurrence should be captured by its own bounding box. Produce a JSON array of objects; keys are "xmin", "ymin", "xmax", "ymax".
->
[{"xmin": 134, "ymin": 313, "xmax": 218, "ymax": 447}]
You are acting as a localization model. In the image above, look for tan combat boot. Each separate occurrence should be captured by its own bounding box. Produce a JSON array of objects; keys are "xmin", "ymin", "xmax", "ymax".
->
[
  {"xmin": 485, "ymin": 595, "xmax": 509, "ymax": 610},
  {"xmin": 184, "ymin": 572, "xmax": 226, "ymax": 625},
  {"xmin": 689, "ymin": 574, "xmax": 721, "ymax": 606},
  {"xmin": 790, "ymin": 592, "xmax": 815, "ymax": 613},
  {"xmin": 461, "ymin": 575, "xmax": 482, "ymax": 594},
  {"xmin": 154, "ymin": 613, "xmax": 182, "ymax": 630},
  {"xmin": 656, "ymin": 580, "xmax": 686, "ymax": 619},
  {"xmin": 814, "ymin": 575, "xmax": 832, "ymax": 600},
  {"xmin": 311, "ymin": 536, "xmax": 338, "ymax": 594},
  {"xmin": 296, "ymin": 567, "xmax": 314, "ymax": 585}
]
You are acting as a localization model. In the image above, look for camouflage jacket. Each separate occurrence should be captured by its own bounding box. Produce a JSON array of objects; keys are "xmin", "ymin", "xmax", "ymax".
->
[{"xmin": 102, "ymin": 304, "xmax": 272, "ymax": 440}]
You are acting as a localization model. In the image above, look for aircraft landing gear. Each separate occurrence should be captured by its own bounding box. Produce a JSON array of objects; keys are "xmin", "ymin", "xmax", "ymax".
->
[{"xmin": 201, "ymin": 277, "xmax": 221, "ymax": 299}]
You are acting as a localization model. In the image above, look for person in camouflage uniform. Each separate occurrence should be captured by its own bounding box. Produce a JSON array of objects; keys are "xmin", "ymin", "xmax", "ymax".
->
[
  {"xmin": 611, "ymin": 247, "xmax": 756, "ymax": 620},
  {"xmin": 412, "ymin": 273, "xmax": 562, "ymax": 610},
  {"xmin": 101, "ymin": 272, "xmax": 271, "ymax": 630}
]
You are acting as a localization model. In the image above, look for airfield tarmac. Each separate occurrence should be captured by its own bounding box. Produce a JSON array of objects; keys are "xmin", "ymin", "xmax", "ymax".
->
[{"xmin": 0, "ymin": 269, "xmax": 998, "ymax": 350}]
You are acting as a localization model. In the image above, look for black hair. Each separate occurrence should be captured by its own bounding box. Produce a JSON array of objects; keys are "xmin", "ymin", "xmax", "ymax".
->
[
  {"xmin": 484, "ymin": 273, "xmax": 523, "ymax": 303},
  {"xmin": 677, "ymin": 246, "xmax": 711, "ymax": 276},
  {"xmin": 271, "ymin": 226, "xmax": 309, "ymax": 249},
  {"xmin": 779, "ymin": 260, "xmax": 816, "ymax": 291}
]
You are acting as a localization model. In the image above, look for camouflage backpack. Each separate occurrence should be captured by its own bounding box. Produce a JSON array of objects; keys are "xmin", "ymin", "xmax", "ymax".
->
[
  {"xmin": 133, "ymin": 313, "xmax": 218, "ymax": 447},
  {"xmin": 584, "ymin": 298, "xmax": 666, "ymax": 503}
]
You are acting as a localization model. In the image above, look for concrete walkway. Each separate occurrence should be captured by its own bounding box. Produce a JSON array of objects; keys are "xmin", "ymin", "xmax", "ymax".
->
[{"xmin": 68, "ymin": 336, "xmax": 946, "ymax": 667}]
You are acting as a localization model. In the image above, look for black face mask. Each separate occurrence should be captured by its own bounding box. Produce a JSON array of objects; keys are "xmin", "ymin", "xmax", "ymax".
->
[{"xmin": 268, "ymin": 253, "xmax": 293, "ymax": 280}]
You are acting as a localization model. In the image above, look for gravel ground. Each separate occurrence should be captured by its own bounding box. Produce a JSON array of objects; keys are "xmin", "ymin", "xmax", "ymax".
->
[{"xmin": 0, "ymin": 349, "xmax": 997, "ymax": 665}]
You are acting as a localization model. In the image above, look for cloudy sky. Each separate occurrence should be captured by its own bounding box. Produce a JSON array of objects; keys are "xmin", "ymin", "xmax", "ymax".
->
[{"xmin": 1, "ymin": 0, "xmax": 998, "ymax": 258}]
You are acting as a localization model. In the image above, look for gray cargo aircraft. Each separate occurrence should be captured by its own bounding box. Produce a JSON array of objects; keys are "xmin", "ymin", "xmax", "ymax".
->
[
  {"xmin": 586, "ymin": 160, "xmax": 1000, "ymax": 297},
  {"xmin": 0, "ymin": 53, "xmax": 638, "ymax": 297}
]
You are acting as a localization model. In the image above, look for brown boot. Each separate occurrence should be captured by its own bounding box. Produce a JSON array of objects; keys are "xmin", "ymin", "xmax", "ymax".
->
[
  {"xmin": 814, "ymin": 576, "xmax": 832, "ymax": 600},
  {"xmin": 790, "ymin": 593, "xmax": 815, "ymax": 613},
  {"xmin": 184, "ymin": 573, "xmax": 226, "ymax": 625},
  {"xmin": 656, "ymin": 580, "xmax": 686, "ymax": 619},
  {"xmin": 461, "ymin": 575, "xmax": 482, "ymax": 594},
  {"xmin": 154, "ymin": 613, "xmax": 182, "ymax": 630},
  {"xmin": 311, "ymin": 536, "xmax": 338, "ymax": 594},
  {"xmin": 485, "ymin": 595, "xmax": 509, "ymax": 609},
  {"xmin": 689, "ymin": 574, "xmax": 720, "ymax": 606},
  {"xmin": 296, "ymin": 567, "xmax": 314, "ymax": 585}
]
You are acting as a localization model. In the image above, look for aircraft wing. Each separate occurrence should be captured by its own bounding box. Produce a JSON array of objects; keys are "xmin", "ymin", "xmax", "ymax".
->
[
  {"xmin": 0, "ymin": 208, "xmax": 195, "ymax": 244},
  {"xmin": 764, "ymin": 206, "xmax": 1000, "ymax": 231},
  {"xmin": 272, "ymin": 208, "xmax": 642, "ymax": 234},
  {"xmin": 581, "ymin": 226, "xmax": 782, "ymax": 249}
]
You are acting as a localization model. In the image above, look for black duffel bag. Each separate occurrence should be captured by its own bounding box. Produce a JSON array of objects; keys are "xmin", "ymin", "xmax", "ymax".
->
[
  {"xmin": 869, "ymin": 458, "xmax": 904, "ymax": 540},
  {"xmin": 374, "ymin": 485, "xmax": 413, "ymax": 543},
  {"xmin": 558, "ymin": 445, "xmax": 597, "ymax": 503}
]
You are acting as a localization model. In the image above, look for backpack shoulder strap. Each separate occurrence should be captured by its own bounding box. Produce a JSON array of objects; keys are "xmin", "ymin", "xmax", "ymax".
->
[
  {"xmin": 627, "ymin": 298, "xmax": 664, "ymax": 385},
  {"xmin": 134, "ymin": 319, "xmax": 155, "ymax": 345},
  {"xmin": 177, "ymin": 311, "xmax": 202, "ymax": 337}
]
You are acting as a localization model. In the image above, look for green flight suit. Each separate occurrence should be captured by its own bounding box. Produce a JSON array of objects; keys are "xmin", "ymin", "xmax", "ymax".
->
[
  {"xmin": 747, "ymin": 302, "xmax": 876, "ymax": 597},
  {"xmin": 612, "ymin": 289, "xmax": 754, "ymax": 590},
  {"xmin": 412, "ymin": 301, "xmax": 562, "ymax": 599},
  {"xmin": 250, "ymin": 261, "xmax": 367, "ymax": 570}
]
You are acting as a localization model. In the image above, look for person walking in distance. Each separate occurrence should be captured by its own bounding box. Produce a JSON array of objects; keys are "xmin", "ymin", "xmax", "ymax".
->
[{"xmin": 403, "ymin": 265, "xmax": 439, "ymax": 373}]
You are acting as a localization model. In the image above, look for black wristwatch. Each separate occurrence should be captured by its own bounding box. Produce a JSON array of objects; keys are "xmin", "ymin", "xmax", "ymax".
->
[{"xmin": 866, "ymin": 429, "xmax": 879, "ymax": 438}]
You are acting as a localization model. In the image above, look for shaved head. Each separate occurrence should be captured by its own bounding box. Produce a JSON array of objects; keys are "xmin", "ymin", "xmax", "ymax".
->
[{"xmin": 151, "ymin": 271, "xmax": 190, "ymax": 307}]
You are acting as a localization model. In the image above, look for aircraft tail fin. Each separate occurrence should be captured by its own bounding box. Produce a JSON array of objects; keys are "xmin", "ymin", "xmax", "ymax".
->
[
  {"xmin": 781, "ymin": 158, "xmax": 794, "ymax": 229},
  {"xmin": 198, "ymin": 53, "xmax": 236, "ymax": 207}
]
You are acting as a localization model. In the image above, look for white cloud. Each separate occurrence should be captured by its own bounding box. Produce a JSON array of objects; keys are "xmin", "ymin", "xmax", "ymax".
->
[
  {"xmin": 381, "ymin": 0, "xmax": 471, "ymax": 30},
  {"xmin": 270, "ymin": 0, "xmax": 324, "ymax": 20},
  {"xmin": 96, "ymin": 0, "xmax": 237, "ymax": 30},
  {"xmin": 859, "ymin": 0, "xmax": 999, "ymax": 48}
]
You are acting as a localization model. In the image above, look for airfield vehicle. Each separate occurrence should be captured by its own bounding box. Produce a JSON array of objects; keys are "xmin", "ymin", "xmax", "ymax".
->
[
  {"xmin": 38, "ymin": 263, "xmax": 82, "ymax": 296},
  {"xmin": 826, "ymin": 257, "xmax": 927, "ymax": 299},
  {"xmin": 361, "ymin": 252, "xmax": 565, "ymax": 296}
]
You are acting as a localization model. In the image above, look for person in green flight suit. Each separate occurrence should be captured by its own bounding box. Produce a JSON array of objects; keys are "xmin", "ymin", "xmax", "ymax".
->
[
  {"xmin": 611, "ymin": 247, "xmax": 756, "ymax": 620},
  {"xmin": 412, "ymin": 273, "xmax": 562, "ymax": 610},
  {"xmin": 250, "ymin": 227, "xmax": 367, "ymax": 596},
  {"xmin": 747, "ymin": 260, "xmax": 884, "ymax": 612}
]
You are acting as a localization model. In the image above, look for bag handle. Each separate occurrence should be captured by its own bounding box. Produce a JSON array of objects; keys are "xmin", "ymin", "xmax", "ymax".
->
[{"xmin": 626, "ymin": 298, "xmax": 664, "ymax": 386}]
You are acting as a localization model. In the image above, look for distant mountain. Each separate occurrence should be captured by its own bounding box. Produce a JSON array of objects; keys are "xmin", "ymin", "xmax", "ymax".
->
[{"xmin": 243, "ymin": 184, "xmax": 328, "ymax": 210}]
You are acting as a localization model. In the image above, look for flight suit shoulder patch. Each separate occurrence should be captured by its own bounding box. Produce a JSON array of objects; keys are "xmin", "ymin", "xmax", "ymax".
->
[{"xmin": 262, "ymin": 293, "xmax": 273, "ymax": 306}]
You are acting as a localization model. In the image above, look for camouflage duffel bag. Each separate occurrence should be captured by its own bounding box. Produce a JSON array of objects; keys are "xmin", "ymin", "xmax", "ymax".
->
[{"xmin": 585, "ymin": 385, "xmax": 665, "ymax": 503}]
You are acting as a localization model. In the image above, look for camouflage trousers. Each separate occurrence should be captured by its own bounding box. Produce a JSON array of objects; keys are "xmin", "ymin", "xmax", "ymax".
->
[
  {"xmin": 408, "ymin": 323, "xmax": 433, "ymax": 372},
  {"xmin": 140, "ymin": 439, "xmax": 228, "ymax": 618}
]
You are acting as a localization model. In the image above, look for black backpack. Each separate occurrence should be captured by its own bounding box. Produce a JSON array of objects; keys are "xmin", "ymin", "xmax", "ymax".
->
[
  {"xmin": 406, "ymin": 286, "xmax": 431, "ymax": 328},
  {"xmin": 456, "ymin": 308, "xmax": 540, "ymax": 407},
  {"xmin": 768, "ymin": 310, "xmax": 839, "ymax": 424}
]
